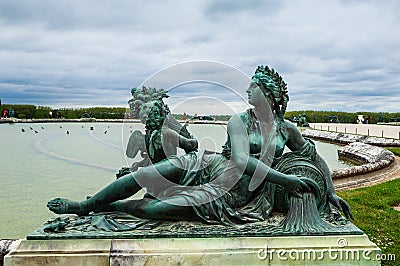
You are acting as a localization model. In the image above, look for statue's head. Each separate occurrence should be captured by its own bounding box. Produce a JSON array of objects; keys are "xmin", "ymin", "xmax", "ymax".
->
[
  {"xmin": 139, "ymin": 100, "xmax": 169, "ymax": 130},
  {"xmin": 128, "ymin": 86, "xmax": 170, "ymax": 119},
  {"xmin": 251, "ymin": 65, "xmax": 289, "ymax": 116}
]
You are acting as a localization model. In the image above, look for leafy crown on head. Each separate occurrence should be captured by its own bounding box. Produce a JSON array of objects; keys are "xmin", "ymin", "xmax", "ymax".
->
[
  {"xmin": 252, "ymin": 65, "xmax": 290, "ymax": 121},
  {"xmin": 253, "ymin": 65, "xmax": 288, "ymax": 96}
]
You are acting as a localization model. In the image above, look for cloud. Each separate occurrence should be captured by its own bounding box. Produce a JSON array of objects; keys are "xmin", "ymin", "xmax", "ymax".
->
[
  {"xmin": 204, "ymin": 0, "xmax": 282, "ymax": 20},
  {"xmin": 0, "ymin": 0, "xmax": 399, "ymax": 112}
]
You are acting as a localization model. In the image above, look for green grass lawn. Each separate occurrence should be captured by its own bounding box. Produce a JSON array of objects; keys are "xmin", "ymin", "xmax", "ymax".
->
[
  {"xmin": 338, "ymin": 179, "xmax": 400, "ymax": 265},
  {"xmin": 387, "ymin": 147, "xmax": 400, "ymax": 156}
]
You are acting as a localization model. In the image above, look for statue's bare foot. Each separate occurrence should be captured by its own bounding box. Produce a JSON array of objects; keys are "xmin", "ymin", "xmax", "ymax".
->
[{"xmin": 47, "ymin": 198, "xmax": 88, "ymax": 216}]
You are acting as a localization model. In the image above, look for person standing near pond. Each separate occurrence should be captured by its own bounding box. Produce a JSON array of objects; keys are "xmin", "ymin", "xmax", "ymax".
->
[
  {"xmin": 2, "ymin": 109, "xmax": 8, "ymax": 118},
  {"xmin": 48, "ymin": 65, "xmax": 352, "ymax": 224}
]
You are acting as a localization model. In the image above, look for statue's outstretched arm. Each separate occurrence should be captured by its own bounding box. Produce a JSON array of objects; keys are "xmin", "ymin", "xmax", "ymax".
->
[
  {"xmin": 227, "ymin": 115, "xmax": 309, "ymax": 196},
  {"xmin": 162, "ymin": 115, "xmax": 198, "ymax": 153},
  {"xmin": 315, "ymin": 153, "xmax": 354, "ymax": 220},
  {"xmin": 161, "ymin": 127, "xmax": 198, "ymax": 152},
  {"xmin": 285, "ymin": 121, "xmax": 354, "ymax": 219}
]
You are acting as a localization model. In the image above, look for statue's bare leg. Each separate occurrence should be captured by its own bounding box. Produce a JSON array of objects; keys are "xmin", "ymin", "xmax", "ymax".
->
[
  {"xmin": 47, "ymin": 160, "xmax": 183, "ymax": 215},
  {"xmin": 93, "ymin": 197, "xmax": 198, "ymax": 221},
  {"xmin": 134, "ymin": 196, "xmax": 198, "ymax": 220},
  {"xmin": 92, "ymin": 198, "xmax": 151, "ymax": 213}
]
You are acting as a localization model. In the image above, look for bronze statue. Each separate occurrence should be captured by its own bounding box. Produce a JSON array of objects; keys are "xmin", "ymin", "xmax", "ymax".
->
[
  {"xmin": 47, "ymin": 66, "xmax": 353, "ymax": 228},
  {"xmin": 118, "ymin": 90, "xmax": 197, "ymax": 177},
  {"xmin": 128, "ymin": 86, "xmax": 168, "ymax": 119},
  {"xmin": 297, "ymin": 113, "xmax": 310, "ymax": 127}
]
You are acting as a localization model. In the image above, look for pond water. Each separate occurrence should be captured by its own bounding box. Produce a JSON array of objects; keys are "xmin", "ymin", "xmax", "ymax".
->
[{"xmin": 0, "ymin": 122, "xmax": 351, "ymax": 239}]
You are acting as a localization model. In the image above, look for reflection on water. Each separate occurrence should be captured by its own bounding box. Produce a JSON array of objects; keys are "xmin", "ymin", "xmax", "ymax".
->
[{"xmin": 0, "ymin": 122, "xmax": 351, "ymax": 239}]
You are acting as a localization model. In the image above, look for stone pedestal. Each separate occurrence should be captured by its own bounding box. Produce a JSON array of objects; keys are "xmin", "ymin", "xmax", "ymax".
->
[
  {"xmin": 4, "ymin": 239, "xmax": 111, "ymax": 266},
  {"xmin": 5, "ymin": 234, "xmax": 381, "ymax": 265}
]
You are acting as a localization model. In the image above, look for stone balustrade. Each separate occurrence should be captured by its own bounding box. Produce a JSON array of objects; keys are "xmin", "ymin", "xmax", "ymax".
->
[{"xmin": 303, "ymin": 129, "xmax": 400, "ymax": 147}]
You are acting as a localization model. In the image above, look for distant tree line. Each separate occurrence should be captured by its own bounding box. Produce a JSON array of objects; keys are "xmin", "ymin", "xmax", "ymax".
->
[
  {"xmin": 284, "ymin": 110, "xmax": 400, "ymax": 124},
  {"xmin": 1, "ymin": 104, "xmax": 128, "ymax": 119},
  {"xmin": 2, "ymin": 104, "xmax": 400, "ymax": 123},
  {"xmin": 174, "ymin": 111, "xmax": 400, "ymax": 124}
]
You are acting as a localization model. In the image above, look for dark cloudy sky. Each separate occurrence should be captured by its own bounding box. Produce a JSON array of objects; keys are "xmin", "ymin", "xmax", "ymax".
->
[{"xmin": 1, "ymin": 0, "xmax": 399, "ymax": 114}]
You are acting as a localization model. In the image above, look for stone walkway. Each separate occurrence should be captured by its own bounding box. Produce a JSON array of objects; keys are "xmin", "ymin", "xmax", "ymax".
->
[{"xmin": 333, "ymin": 155, "xmax": 400, "ymax": 191}]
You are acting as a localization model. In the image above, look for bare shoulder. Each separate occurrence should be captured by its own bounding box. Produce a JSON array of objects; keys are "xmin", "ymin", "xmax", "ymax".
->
[
  {"xmin": 227, "ymin": 112, "xmax": 249, "ymax": 135},
  {"xmin": 228, "ymin": 112, "xmax": 247, "ymax": 127},
  {"xmin": 284, "ymin": 119, "xmax": 307, "ymax": 150},
  {"xmin": 284, "ymin": 119, "xmax": 299, "ymax": 135}
]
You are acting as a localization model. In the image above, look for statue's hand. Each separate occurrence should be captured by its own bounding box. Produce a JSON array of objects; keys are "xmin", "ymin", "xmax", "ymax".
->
[
  {"xmin": 328, "ymin": 193, "xmax": 354, "ymax": 220},
  {"xmin": 180, "ymin": 137, "xmax": 198, "ymax": 152},
  {"xmin": 284, "ymin": 174, "xmax": 310, "ymax": 198},
  {"xmin": 186, "ymin": 138, "xmax": 198, "ymax": 151}
]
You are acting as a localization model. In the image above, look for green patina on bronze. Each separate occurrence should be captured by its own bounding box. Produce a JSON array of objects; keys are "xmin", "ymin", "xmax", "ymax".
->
[
  {"xmin": 117, "ymin": 87, "xmax": 197, "ymax": 177},
  {"xmin": 297, "ymin": 113, "xmax": 310, "ymax": 127},
  {"xmin": 42, "ymin": 65, "xmax": 357, "ymax": 239}
]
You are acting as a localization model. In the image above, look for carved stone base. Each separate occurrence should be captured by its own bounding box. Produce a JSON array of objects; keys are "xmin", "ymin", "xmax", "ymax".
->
[
  {"xmin": 4, "ymin": 239, "xmax": 111, "ymax": 266},
  {"xmin": 5, "ymin": 235, "xmax": 381, "ymax": 265}
]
